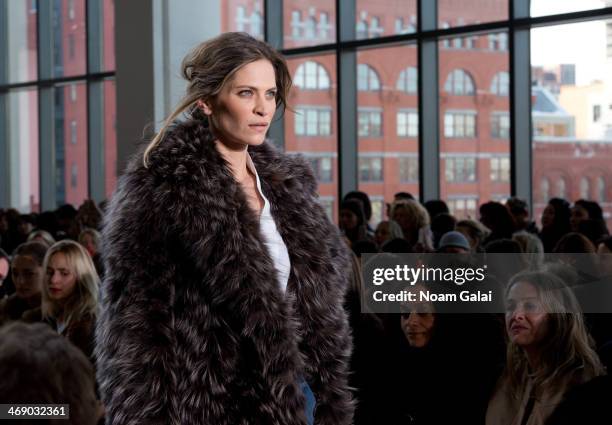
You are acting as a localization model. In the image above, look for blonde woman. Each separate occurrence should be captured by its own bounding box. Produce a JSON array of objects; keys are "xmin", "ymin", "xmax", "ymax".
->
[
  {"xmin": 42, "ymin": 240, "xmax": 99, "ymax": 363},
  {"xmin": 486, "ymin": 271, "xmax": 604, "ymax": 425},
  {"xmin": 390, "ymin": 199, "xmax": 432, "ymax": 251}
]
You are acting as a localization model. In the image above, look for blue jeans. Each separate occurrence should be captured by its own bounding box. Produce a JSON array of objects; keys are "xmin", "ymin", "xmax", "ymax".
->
[{"xmin": 297, "ymin": 376, "xmax": 316, "ymax": 425}]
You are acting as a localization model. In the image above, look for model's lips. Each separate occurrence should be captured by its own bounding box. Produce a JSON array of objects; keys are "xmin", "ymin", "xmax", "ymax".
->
[
  {"xmin": 49, "ymin": 287, "xmax": 62, "ymax": 294},
  {"xmin": 249, "ymin": 123, "xmax": 269, "ymax": 132}
]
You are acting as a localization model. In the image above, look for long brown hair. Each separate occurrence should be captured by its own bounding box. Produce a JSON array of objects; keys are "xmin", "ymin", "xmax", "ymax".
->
[
  {"xmin": 143, "ymin": 32, "xmax": 293, "ymax": 167},
  {"xmin": 504, "ymin": 271, "xmax": 604, "ymax": 399}
]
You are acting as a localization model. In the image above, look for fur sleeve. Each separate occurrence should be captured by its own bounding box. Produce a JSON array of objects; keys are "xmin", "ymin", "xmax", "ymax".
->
[{"xmin": 95, "ymin": 166, "xmax": 180, "ymax": 425}]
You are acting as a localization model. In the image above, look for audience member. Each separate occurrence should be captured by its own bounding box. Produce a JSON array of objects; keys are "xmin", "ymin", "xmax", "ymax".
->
[
  {"xmin": 374, "ymin": 220, "xmax": 403, "ymax": 249},
  {"xmin": 540, "ymin": 198, "xmax": 572, "ymax": 253}
]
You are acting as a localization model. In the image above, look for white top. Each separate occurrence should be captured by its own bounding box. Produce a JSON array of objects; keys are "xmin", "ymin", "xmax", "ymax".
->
[{"xmin": 247, "ymin": 154, "xmax": 291, "ymax": 294}]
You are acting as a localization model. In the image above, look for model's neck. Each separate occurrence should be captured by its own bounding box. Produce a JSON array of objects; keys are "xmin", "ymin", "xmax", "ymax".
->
[{"xmin": 214, "ymin": 139, "xmax": 250, "ymax": 183}]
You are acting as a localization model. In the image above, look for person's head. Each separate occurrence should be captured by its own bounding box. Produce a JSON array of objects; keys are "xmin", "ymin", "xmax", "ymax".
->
[
  {"xmin": 553, "ymin": 232, "xmax": 596, "ymax": 254},
  {"xmin": 542, "ymin": 198, "xmax": 571, "ymax": 230},
  {"xmin": 11, "ymin": 241, "xmax": 48, "ymax": 301},
  {"xmin": 430, "ymin": 213, "xmax": 457, "ymax": 248},
  {"xmin": 17, "ymin": 214, "xmax": 35, "ymax": 237},
  {"xmin": 570, "ymin": 202, "xmax": 590, "ymax": 232},
  {"xmin": 400, "ymin": 285, "xmax": 436, "ymax": 348},
  {"xmin": 27, "ymin": 230, "xmax": 56, "ymax": 248},
  {"xmin": 0, "ymin": 248, "xmax": 9, "ymax": 287},
  {"xmin": 504, "ymin": 271, "xmax": 603, "ymax": 390},
  {"xmin": 437, "ymin": 231, "xmax": 471, "ymax": 254},
  {"xmin": 78, "ymin": 228, "xmax": 102, "ymax": 258},
  {"xmin": 390, "ymin": 200, "xmax": 430, "ymax": 242},
  {"xmin": 340, "ymin": 199, "xmax": 366, "ymax": 235},
  {"xmin": 479, "ymin": 201, "xmax": 516, "ymax": 237},
  {"xmin": 42, "ymin": 240, "xmax": 99, "ymax": 323},
  {"xmin": 143, "ymin": 32, "xmax": 292, "ymax": 167},
  {"xmin": 512, "ymin": 231, "xmax": 544, "ymax": 270},
  {"xmin": 423, "ymin": 200, "xmax": 449, "ymax": 221},
  {"xmin": 456, "ymin": 219, "xmax": 490, "ymax": 250},
  {"xmin": 0, "ymin": 322, "xmax": 99, "ymax": 425},
  {"xmin": 374, "ymin": 220, "xmax": 403, "ymax": 247},
  {"xmin": 343, "ymin": 191, "xmax": 372, "ymax": 223},
  {"xmin": 506, "ymin": 197, "xmax": 530, "ymax": 229}
]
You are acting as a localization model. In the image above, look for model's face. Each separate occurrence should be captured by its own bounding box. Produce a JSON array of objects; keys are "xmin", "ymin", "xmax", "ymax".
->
[
  {"xmin": 505, "ymin": 281, "xmax": 549, "ymax": 351},
  {"xmin": 12, "ymin": 255, "xmax": 43, "ymax": 299},
  {"xmin": 47, "ymin": 253, "xmax": 77, "ymax": 300},
  {"xmin": 570, "ymin": 206, "xmax": 589, "ymax": 231},
  {"xmin": 541, "ymin": 205, "xmax": 555, "ymax": 228},
  {"xmin": 401, "ymin": 302, "xmax": 435, "ymax": 348},
  {"xmin": 207, "ymin": 59, "xmax": 277, "ymax": 148}
]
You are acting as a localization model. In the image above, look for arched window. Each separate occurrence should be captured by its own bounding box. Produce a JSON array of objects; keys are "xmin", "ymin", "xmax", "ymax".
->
[
  {"xmin": 598, "ymin": 176, "xmax": 606, "ymax": 202},
  {"xmin": 558, "ymin": 177, "xmax": 567, "ymax": 199},
  {"xmin": 444, "ymin": 69, "xmax": 475, "ymax": 95},
  {"xmin": 396, "ymin": 67, "xmax": 418, "ymax": 94},
  {"xmin": 357, "ymin": 64, "xmax": 381, "ymax": 91},
  {"xmin": 294, "ymin": 61, "xmax": 330, "ymax": 90},
  {"xmin": 580, "ymin": 177, "xmax": 590, "ymax": 199},
  {"xmin": 490, "ymin": 71, "xmax": 509, "ymax": 96},
  {"xmin": 541, "ymin": 177, "xmax": 550, "ymax": 203}
]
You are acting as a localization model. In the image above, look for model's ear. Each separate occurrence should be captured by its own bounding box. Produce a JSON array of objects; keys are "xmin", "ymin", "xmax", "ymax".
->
[{"xmin": 197, "ymin": 99, "xmax": 213, "ymax": 116}]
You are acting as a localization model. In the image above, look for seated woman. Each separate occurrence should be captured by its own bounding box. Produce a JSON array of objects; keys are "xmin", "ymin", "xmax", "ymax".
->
[
  {"xmin": 385, "ymin": 284, "xmax": 504, "ymax": 425},
  {"xmin": 0, "ymin": 241, "xmax": 47, "ymax": 325},
  {"xmin": 41, "ymin": 240, "xmax": 99, "ymax": 364},
  {"xmin": 486, "ymin": 271, "xmax": 604, "ymax": 425}
]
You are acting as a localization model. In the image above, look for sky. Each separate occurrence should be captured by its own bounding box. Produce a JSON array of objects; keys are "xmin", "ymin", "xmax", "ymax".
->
[{"xmin": 530, "ymin": 0, "xmax": 610, "ymax": 85}]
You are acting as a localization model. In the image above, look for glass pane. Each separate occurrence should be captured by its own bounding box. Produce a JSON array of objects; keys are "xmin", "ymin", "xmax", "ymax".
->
[
  {"xmin": 53, "ymin": 0, "xmax": 87, "ymax": 77},
  {"xmin": 354, "ymin": 0, "xmax": 417, "ymax": 40},
  {"xmin": 283, "ymin": 1, "xmax": 336, "ymax": 48},
  {"xmin": 54, "ymin": 82, "xmax": 88, "ymax": 207},
  {"xmin": 104, "ymin": 79, "xmax": 117, "ymax": 199},
  {"xmin": 4, "ymin": 0, "xmax": 38, "ymax": 83},
  {"xmin": 224, "ymin": 0, "xmax": 265, "ymax": 39},
  {"xmin": 439, "ymin": 31, "xmax": 510, "ymax": 220},
  {"xmin": 532, "ymin": 21, "xmax": 612, "ymax": 232},
  {"xmin": 357, "ymin": 44, "xmax": 419, "ymax": 230},
  {"xmin": 439, "ymin": 0, "xmax": 508, "ymax": 28},
  {"xmin": 285, "ymin": 55, "xmax": 337, "ymax": 222},
  {"xmin": 531, "ymin": 0, "xmax": 608, "ymax": 17},
  {"xmin": 102, "ymin": 0, "xmax": 115, "ymax": 71},
  {"xmin": 6, "ymin": 89, "xmax": 39, "ymax": 212}
]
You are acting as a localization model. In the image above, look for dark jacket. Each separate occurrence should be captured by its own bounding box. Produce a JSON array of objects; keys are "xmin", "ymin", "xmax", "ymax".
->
[{"xmin": 96, "ymin": 119, "xmax": 354, "ymax": 425}]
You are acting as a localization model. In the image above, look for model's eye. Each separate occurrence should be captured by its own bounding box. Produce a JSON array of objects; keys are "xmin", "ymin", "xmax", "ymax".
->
[
  {"xmin": 266, "ymin": 90, "xmax": 277, "ymax": 98},
  {"xmin": 238, "ymin": 90, "xmax": 253, "ymax": 97}
]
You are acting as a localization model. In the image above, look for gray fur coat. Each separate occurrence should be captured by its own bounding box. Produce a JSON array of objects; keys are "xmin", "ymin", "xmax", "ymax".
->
[{"xmin": 96, "ymin": 118, "xmax": 354, "ymax": 425}]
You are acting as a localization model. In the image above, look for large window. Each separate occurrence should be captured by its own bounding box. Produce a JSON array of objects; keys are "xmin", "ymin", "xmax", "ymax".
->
[
  {"xmin": 444, "ymin": 112, "xmax": 477, "ymax": 138},
  {"xmin": 397, "ymin": 110, "xmax": 419, "ymax": 138},
  {"xmin": 359, "ymin": 157, "xmax": 384, "ymax": 182},
  {"xmin": 358, "ymin": 109, "xmax": 383, "ymax": 137},
  {"xmin": 445, "ymin": 157, "xmax": 477, "ymax": 183},
  {"xmin": 357, "ymin": 64, "xmax": 381, "ymax": 91},
  {"xmin": 294, "ymin": 61, "xmax": 330, "ymax": 90},
  {"xmin": 1, "ymin": 0, "xmax": 116, "ymax": 212},
  {"xmin": 444, "ymin": 69, "xmax": 475, "ymax": 95},
  {"xmin": 295, "ymin": 107, "xmax": 332, "ymax": 136}
]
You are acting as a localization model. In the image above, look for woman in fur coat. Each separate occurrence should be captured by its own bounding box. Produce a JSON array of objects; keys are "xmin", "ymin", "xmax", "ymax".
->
[{"xmin": 96, "ymin": 32, "xmax": 354, "ymax": 425}]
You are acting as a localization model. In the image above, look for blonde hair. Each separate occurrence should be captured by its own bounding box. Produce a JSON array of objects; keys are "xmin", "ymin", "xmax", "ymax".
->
[
  {"xmin": 512, "ymin": 231, "xmax": 544, "ymax": 270},
  {"xmin": 42, "ymin": 240, "xmax": 100, "ymax": 327},
  {"xmin": 78, "ymin": 228, "xmax": 102, "ymax": 253},
  {"xmin": 390, "ymin": 199, "xmax": 430, "ymax": 241},
  {"xmin": 504, "ymin": 271, "xmax": 604, "ymax": 400},
  {"xmin": 27, "ymin": 230, "xmax": 56, "ymax": 248},
  {"xmin": 143, "ymin": 32, "xmax": 293, "ymax": 167}
]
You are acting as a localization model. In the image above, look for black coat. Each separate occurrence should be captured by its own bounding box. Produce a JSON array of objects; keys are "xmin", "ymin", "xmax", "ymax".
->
[{"xmin": 95, "ymin": 119, "xmax": 354, "ymax": 425}]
